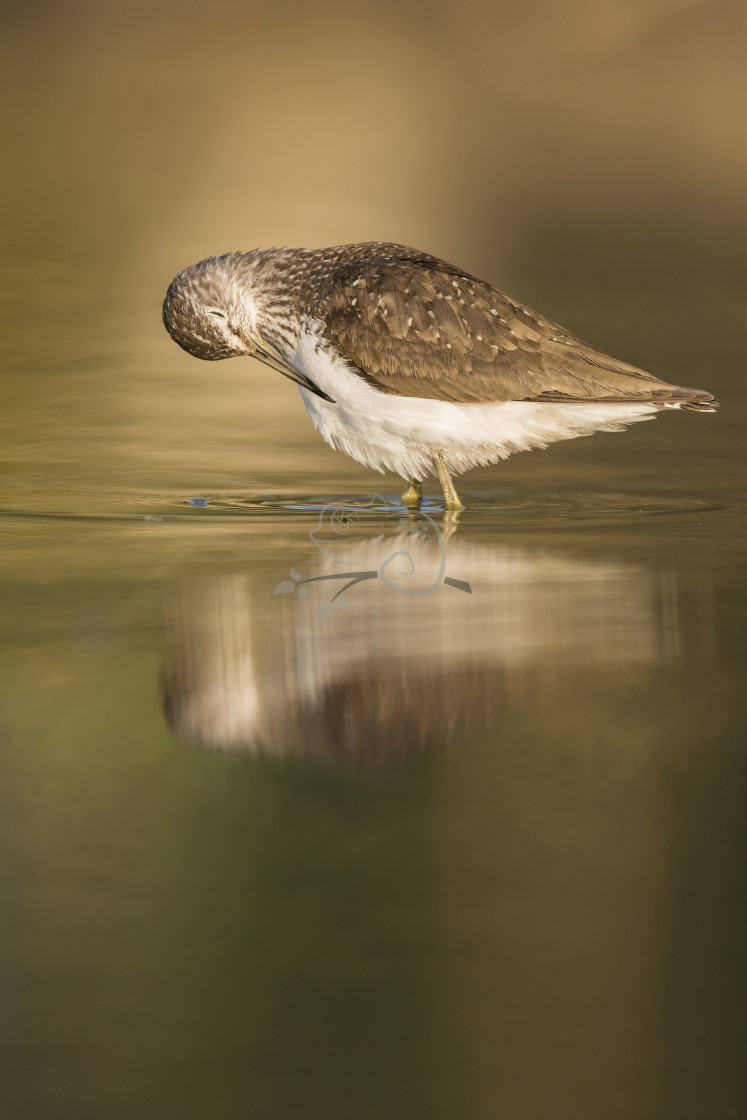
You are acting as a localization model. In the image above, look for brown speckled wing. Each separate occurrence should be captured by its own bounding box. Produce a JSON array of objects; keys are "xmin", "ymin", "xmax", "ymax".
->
[{"xmin": 319, "ymin": 252, "xmax": 715, "ymax": 409}]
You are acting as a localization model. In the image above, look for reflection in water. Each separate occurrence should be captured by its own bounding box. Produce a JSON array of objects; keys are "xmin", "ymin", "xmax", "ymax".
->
[{"xmin": 162, "ymin": 518, "xmax": 683, "ymax": 762}]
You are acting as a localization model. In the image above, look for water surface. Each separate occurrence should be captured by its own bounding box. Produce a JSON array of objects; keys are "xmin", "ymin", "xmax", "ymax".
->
[{"xmin": 2, "ymin": 441, "xmax": 745, "ymax": 1119}]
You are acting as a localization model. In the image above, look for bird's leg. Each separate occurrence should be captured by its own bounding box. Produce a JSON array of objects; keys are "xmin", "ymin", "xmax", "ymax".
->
[
  {"xmin": 433, "ymin": 451, "xmax": 463, "ymax": 511},
  {"xmin": 399, "ymin": 478, "xmax": 422, "ymax": 508}
]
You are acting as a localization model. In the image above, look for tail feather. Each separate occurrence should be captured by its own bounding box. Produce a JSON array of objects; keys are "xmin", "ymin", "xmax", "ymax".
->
[
  {"xmin": 665, "ymin": 387, "xmax": 718, "ymax": 412},
  {"xmin": 680, "ymin": 399, "xmax": 718, "ymax": 412}
]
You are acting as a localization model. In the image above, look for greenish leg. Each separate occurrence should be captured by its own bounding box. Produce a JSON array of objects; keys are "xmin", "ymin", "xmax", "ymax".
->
[
  {"xmin": 399, "ymin": 478, "xmax": 422, "ymax": 507},
  {"xmin": 433, "ymin": 451, "xmax": 463, "ymax": 511}
]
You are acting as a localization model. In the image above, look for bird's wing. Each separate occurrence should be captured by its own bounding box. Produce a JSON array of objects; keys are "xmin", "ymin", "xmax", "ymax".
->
[{"xmin": 320, "ymin": 253, "xmax": 714, "ymax": 408}]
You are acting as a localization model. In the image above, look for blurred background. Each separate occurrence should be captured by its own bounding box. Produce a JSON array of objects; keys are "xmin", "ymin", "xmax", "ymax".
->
[
  {"xmin": 1, "ymin": 0, "xmax": 744, "ymax": 504},
  {"xmin": 0, "ymin": 2, "xmax": 746, "ymax": 1119}
]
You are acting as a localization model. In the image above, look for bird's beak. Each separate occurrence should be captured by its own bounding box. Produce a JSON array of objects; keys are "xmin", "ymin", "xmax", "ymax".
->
[
  {"xmin": 251, "ymin": 340, "xmax": 300, "ymax": 380},
  {"xmin": 250, "ymin": 340, "xmax": 335, "ymax": 403}
]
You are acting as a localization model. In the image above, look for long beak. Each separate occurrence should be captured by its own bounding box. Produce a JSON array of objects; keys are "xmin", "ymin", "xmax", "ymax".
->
[{"xmin": 251, "ymin": 341, "xmax": 336, "ymax": 403}]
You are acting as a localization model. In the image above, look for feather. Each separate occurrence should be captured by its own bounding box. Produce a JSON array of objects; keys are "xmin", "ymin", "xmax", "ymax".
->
[{"xmin": 311, "ymin": 246, "xmax": 717, "ymax": 409}]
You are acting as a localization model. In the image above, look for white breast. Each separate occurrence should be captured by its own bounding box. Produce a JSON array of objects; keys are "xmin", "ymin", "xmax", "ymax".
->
[{"xmin": 292, "ymin": 325, "xmax": 660, "ymax": 481}]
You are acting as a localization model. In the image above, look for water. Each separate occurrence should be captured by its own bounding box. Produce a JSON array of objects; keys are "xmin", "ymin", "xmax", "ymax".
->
[
  {"xmin": 2, "ymin": 277, "xmax": 745, "ymax": 1119},
  {"xmin": 2, "ymin": 452, "xmax": 746, "ymax": 1119}
]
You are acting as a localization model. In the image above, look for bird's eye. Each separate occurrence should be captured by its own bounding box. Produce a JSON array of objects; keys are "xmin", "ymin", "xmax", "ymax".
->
[{"xmin": 207, "ymin": 308, "xmax": 227, "ymax": 320}]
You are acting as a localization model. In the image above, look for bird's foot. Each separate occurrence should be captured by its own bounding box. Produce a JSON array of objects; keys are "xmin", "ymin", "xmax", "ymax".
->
[{"xmin": 399, "ymin": 479, "xmax": 422, "ymax": 508}]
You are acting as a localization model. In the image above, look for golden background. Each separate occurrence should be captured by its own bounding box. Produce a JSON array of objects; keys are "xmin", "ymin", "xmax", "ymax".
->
[{"xmin": 1, "ymin": 0, "xmax": 743, "ymax": 507}]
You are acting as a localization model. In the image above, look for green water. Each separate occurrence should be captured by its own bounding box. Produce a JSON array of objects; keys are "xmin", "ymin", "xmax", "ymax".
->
[{"xmin": 1, "ymin": 372, "xmax": 746, "ymax": 1119}]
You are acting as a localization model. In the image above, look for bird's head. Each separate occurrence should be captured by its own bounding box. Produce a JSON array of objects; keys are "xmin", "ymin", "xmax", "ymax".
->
[
  {"xmin": 162, "ymin": 253, "xmax": 261, "ymax": 361},
  {"xmin": 163, "ymin": 249, "xmax": 334, "ymax": 400}
]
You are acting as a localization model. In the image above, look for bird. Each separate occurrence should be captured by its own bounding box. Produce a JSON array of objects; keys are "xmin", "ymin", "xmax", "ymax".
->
[{"xmin": 162, "ymin": 242, "xmax": 717, "ymax": 510}]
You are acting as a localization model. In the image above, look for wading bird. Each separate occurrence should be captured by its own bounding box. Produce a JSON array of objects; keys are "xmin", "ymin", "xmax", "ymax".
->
[{"xmin": 163, "ymin": 242, "xmax": 717, "ymax": 509}]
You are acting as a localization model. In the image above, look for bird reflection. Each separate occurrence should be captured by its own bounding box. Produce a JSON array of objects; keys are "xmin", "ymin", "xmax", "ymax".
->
[{"xmin": 161, "ymin": 517, "xmax": 679, "ymax": 763}]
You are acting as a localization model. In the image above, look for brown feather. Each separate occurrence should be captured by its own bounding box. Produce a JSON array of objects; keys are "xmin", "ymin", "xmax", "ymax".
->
[{"xmin": 312, "ymin": 246, "xmax": 717, "ymax": 409}]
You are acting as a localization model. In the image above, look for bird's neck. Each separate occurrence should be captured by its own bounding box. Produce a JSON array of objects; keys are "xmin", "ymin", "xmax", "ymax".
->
[{"xmin": 241, "ymin": 248, "xmax": 313, "ymax": 359}]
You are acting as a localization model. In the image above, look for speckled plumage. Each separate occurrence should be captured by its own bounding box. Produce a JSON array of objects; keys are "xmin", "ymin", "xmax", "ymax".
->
[{"xmin": 163, "ymin": 242, "xmax": 717, "ymax": 502}]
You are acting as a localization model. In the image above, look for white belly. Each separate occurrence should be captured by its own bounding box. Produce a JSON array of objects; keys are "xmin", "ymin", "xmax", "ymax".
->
[{"xmin": 294, "ymin": 332, "xmax": 660, "ymax": 481}]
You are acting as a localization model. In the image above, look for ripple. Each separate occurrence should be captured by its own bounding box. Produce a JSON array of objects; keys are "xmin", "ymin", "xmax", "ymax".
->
[
  {"xmin": 0, "ymin": 486, "xmax": 732, "ymax": 528},
  {"xmin": 464, "ymin": 489, "xmax": 727, "ymax": 519}
]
